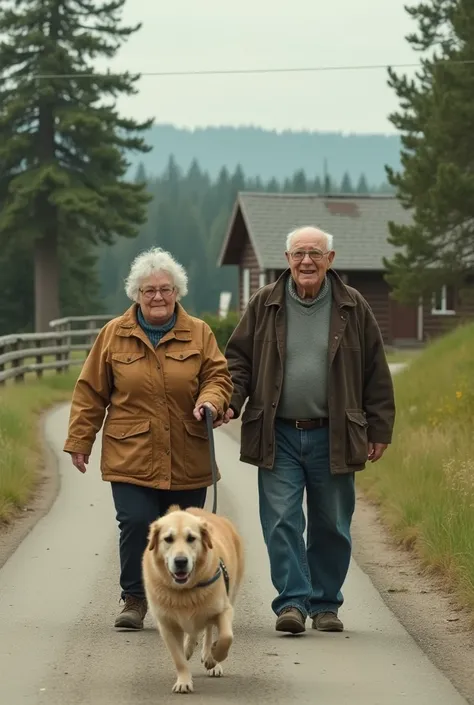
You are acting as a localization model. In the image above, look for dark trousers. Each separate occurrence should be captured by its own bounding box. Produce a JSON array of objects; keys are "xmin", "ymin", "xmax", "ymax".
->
[{"xmin": 111, "ymin": 482, "xmax": 207, "ymax": 600}]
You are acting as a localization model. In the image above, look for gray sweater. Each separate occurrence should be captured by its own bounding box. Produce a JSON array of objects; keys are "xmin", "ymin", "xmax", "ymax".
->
[{"xmin": 276, "ymin": 275, "xmax": 332, "ymax": 419}]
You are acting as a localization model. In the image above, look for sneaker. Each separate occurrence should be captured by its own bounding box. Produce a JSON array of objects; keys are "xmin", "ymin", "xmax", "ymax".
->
[
  {"xmin": 275, "ymin": 607, "xmax": 306, "ymax": 634},
  {"xmin": 114, "ymin": 595, "xmax": 147, "ymax": 630},
  {"xmin": 312, "ymin": 611, "xmax": 344, "ymax": 632}
]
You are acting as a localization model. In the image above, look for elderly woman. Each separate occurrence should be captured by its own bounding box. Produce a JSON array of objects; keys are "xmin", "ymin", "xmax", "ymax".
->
[{"xmin": 63, "ymin": 247, "xmax": 233, "ymax": 630}]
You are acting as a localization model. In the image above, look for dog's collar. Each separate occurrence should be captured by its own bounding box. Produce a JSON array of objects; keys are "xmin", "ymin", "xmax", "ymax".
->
[{"xmin": 195, "ymin": 558, "xmax": 230, "ymax": 595}]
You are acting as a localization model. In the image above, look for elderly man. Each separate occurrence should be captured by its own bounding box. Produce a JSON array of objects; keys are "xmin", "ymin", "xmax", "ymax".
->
[{"xmin": 222, "ymin": 226, "xmax": 395, "ymax": 635}]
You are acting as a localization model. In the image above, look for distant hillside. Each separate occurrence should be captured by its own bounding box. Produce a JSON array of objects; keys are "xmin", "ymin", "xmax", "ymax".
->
[{"xmin": 127, "ymin": 124, "xmax": 402, "ymax": 186}]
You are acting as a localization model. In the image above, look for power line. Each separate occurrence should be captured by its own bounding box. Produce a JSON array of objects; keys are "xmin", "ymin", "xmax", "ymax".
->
[{"xmin": 6, "ymin": 58, "xmax": 474, "ymax": 80}]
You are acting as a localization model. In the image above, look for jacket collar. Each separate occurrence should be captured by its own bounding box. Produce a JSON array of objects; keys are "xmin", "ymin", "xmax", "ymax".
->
[
  {"xmin": 116, "ymin": 302, "xmax": 193, "ymax": 342},
  {"xmin": 264, "ymin": 268, "xmax": 357, "ymax": 309}
]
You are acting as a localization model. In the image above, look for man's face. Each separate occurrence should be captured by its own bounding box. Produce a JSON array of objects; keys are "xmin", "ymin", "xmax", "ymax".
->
[{"xmin": 285, "ymin": 229, "xmax": 335, "ymax": 298}]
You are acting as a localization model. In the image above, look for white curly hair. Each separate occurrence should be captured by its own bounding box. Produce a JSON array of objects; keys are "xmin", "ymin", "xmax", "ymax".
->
[{"xmin": 124, "ymin": 246, "xmax": 189, "ymax": 301}]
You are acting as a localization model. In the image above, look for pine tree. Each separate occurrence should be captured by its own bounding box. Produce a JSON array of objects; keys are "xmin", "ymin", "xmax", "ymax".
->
[
  {"xmin": 291, "ymin": 169, "xmax": 307, "ymax": 192},
  {"xmin": 385, "ymin": 0, "xmax": 474, "ymax": 303},
  {"xmin": 340, "ymin": 172, "xmax": 354, "ymax": 193},
  {"xmin": 0, "ymin": 0, "xmax": 153, "ymax": 330},
  {"xmin": 266, "ymin": 177, "xmax": 280, "ymax": 192},
  {"xmin": 356, "ymin": 174, "xmax": 369, "ymax": 193},
  {"xmin": 311, "ymin": 176, "xmax": 323, "ymax": 194}
]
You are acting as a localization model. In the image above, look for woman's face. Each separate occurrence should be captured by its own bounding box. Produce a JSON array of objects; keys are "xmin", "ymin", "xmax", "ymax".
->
[{"xmin": 138, "ymin": 271, "xmax": 177, "ymax": 325}]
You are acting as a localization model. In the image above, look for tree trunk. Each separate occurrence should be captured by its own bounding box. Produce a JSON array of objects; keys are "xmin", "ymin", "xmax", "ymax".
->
[
  {"xmin": 33, "ymin": 4, "xmax": 61, "ymax": 333},
  {"xmin": 34, "ymin": 229, "xmax": 60, "ymax": 331}
]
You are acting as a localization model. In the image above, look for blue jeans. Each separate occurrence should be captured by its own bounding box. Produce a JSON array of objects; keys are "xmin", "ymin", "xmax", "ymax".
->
[{"xmin": 258, "ymin": 420, "xmax": 355, "ymax": 618}]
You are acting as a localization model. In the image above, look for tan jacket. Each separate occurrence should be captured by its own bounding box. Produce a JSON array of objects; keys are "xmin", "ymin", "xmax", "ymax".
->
[
  {"xmin": 63, "ymin": 303, "xmax": 233, "ymax": 490},
  {"xmin": 225, "ymin": 269, "xmax": 395, "ymax": 474}
]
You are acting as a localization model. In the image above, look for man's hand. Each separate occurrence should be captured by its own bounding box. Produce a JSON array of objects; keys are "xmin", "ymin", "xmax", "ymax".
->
[
  {"xmin": 71, "ymin": 452, "xmax": 89, "ymax": 473},
  {"xmin": 213, "ymin": 407, "xmax": 235, "ymax": 428},
  {"xmin": 193, "ymin": 401, "xmax": 218, "ymax": 423},
  {"xmin": 367, "ymin": 442, "xmax": 388, "ymax": 463}
]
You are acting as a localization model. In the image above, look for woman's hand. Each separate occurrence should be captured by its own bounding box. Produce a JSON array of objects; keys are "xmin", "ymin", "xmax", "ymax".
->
[
  {"xmin": 71, "ymin": 452, "xmax": 89, "ymax": 473},
  {"xmin": 193, "ymin": 401, "xmax": 217, "ymax": 423}
]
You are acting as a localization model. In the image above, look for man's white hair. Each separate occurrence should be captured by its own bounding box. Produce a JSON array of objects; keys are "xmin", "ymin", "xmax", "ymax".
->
[
  {"xmin": 124, "ymin": 246, "xmax": 188, "ymax": 301},
  {"xmin": 286, "ymin": 226, "xmax": 334, "ymax": 252}
]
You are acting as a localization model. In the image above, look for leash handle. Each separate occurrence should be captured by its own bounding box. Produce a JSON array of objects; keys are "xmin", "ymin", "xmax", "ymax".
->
[{"xmin": 204, "ymin": 405, "xmax": 218, "ymax": 514}]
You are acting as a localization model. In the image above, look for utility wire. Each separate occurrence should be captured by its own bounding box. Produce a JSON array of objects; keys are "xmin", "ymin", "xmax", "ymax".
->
[{"xmin": 5, "ymin": 58, "xmax": 474, "ymax": 80}]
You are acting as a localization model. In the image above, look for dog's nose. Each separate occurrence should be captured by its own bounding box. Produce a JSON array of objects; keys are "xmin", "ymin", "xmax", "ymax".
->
[{"xmin": 174, "ymin": 556, "xmax": 188, "ymax": 571}]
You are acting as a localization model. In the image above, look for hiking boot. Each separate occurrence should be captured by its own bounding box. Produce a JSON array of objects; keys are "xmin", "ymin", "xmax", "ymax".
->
[
  {"xmin": 312, "ymin": 611, "xmax": 344, "ymax": 632},
  {"xmin": 275, "ymin": 607, "xmax": 306, "ymax": 634},
  {"xmin": 114, "ymin": 595, "xmax": 147, "ymax": 630}
]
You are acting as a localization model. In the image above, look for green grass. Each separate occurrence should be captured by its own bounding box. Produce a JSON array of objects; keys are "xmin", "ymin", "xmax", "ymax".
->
[
  {"xmin": 385, "ymin": 348, "xmax": 423, "ymax": 365},
  {"xmin": 0, "ymin": 368, "xmax": 80, "ymax": 523},
  {"xmin": 359, "ymin": 322, "xmax": 474, "ymax": 615}
]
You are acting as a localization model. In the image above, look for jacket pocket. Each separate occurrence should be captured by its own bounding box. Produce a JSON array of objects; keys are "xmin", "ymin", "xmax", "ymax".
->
[
  {"xmin": 183, "ymin": 419, "xmax": 212, "ymax": 479},
  {"xmin": 111, "ymin": 352, "xmax": 146, "ymax": 364},
  {"xmin": 102, "ymin": 419, "xmax": 152, "ymax": 475},
  {"xmin": 241, "ymin": 406, "xmax": 264, "ymax": 461},
  {"xmin": 164, "ymin": 349, "xmax": 201, "ymax": 381},
  {"xmin": 345, "ymin": 409, "xmax": 368, "ymax": 465}
]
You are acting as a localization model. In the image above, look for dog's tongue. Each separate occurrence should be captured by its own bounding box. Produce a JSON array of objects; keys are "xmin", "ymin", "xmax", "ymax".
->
[{"xmin": 174, "ymin": 572, "xmax": 188, "ymax": 582}]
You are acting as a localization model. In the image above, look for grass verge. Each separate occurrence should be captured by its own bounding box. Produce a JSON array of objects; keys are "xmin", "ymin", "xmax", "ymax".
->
[
  {"xmin": 385, "ymin": 348, "xmax": 423, "ymax": 365},
  {"xmin": 359, "ymin": 322, "xmax": 474, "ymax": 615},
  {"xmin": 0, "ymin": 369, "xmax": 80, "ymax": 523}
]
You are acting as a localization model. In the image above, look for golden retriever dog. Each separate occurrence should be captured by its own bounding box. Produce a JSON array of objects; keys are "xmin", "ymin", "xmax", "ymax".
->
[{"xmin": 142, "ymin": 504, "xmax": 245, "ymax": 694}]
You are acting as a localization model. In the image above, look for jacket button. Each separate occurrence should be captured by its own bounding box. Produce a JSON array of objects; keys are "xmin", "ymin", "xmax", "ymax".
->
[
  {"xmin": 272, "ymin": 402, "xmax": 276, "ymax": 407},
  {"xmin": 164, "ymin": 426, "xmax": 169, "ymax": 431},
  {"xmin": 121, "ymin": 432, "xmax": 125, "ymax": 437},
  {"xmin": 334, "ymin": 335, "xmax": 339, "ymax": 340},
  {"xmin": 179, "ymin": 353, "xmax": 183, "ymax": 358}
]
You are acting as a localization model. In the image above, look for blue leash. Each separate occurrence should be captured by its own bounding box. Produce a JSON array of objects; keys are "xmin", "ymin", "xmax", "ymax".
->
[{"xmin": 204, "ymin": 406, "xmax": 218, "ymax": 514}]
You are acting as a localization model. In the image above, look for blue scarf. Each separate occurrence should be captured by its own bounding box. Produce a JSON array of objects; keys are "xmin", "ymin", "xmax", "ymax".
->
[{"xmin": 137, "ymin": 306, "xmax": 177, "ymax": 347}]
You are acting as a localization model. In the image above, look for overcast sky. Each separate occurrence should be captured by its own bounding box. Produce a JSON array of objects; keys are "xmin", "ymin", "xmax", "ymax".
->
[{"xmin": 103, "ymin": 0, "xmax": 418, "ymax": 135}]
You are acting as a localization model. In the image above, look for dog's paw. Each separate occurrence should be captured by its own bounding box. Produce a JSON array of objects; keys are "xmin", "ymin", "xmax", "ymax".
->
[
  {"xmin": 172, "ymin": 677, "xmax": 194, "ymax": 694},
  {"xmin": 201, "ymin": 651, "xmax": 217, "ymax": 669},
  {"xmin": 207, "ymin": 663, "xmax": 223, "ymax": 677}
]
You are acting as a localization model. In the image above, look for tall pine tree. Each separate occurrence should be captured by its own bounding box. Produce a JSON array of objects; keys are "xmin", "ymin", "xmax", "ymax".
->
[
  {"xmin": 340, "ymin": 172, "xmax": 354, "ymax": 193},
  {"xmin": 0, "ymin": 0, "xmax": 152, "ymax": 330},
  {"xmin": 385, "ymin": 0, "xmax": 474, "ymax": 303}
]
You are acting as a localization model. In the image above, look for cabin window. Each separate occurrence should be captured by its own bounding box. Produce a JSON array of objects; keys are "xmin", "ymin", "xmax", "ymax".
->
[{"xmin": 431, "ymin": 285, "xmax": 455, "ymax": 315}]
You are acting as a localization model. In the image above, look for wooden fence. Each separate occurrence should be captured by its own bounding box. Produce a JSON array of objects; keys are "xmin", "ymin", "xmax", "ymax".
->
[{"xmin": 0, "ymin": 315, "xmax": 116, "ymax": 385}]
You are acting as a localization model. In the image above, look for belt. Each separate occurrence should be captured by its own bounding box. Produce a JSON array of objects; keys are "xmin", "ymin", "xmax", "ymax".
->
[{"xmin": 279, "ymin": 418, "xmax": 329, "ymax": 430}]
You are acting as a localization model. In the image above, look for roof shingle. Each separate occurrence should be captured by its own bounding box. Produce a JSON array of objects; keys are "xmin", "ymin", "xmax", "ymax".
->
[{"xmin": 225, "ymin": 192, "xmax": 412, "ymax": 271}]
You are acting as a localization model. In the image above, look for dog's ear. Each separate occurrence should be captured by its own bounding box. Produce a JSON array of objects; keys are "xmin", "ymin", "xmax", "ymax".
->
[
  {"xmin": 147, "ymin": 522, "xmax": 160, "ymax": 551},
  {"xmin": 200, "ymin": 521, "xmax": 213, "ymax": 550}
]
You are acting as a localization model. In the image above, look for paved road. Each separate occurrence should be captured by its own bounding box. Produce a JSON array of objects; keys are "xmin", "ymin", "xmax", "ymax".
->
[{"xmin": 0, "ymin": 403, "xmax": 467, "ymax": 705}]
